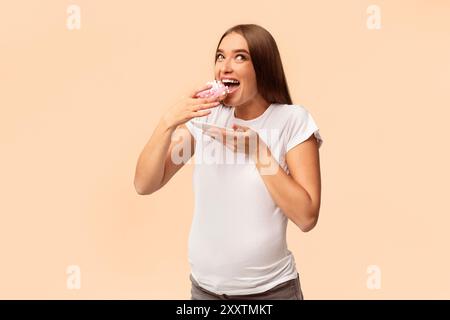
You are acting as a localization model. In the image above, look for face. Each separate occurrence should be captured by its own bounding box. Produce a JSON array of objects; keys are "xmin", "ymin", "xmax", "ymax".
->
[{"xmin": 214, "ymin": 32, "xmax": 261, "ymax": 107}]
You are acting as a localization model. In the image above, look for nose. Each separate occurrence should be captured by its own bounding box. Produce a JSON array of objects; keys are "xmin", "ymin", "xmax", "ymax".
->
[{"xmin": 220, "ymin": 56, "xmax": 233, "ymax": 74}]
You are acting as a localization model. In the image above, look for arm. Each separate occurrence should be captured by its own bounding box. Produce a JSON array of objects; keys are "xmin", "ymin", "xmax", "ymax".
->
[
  {"xmin": 254, "ymin": 134, "xmax": 322, "ymax": 232},
  {"xmin": 134, "ymin": 121, "xmax": 195, "ymax": 195},
  {"xmin": 133, "ymin": 82, "xmax": 226, "ymax": 195}
]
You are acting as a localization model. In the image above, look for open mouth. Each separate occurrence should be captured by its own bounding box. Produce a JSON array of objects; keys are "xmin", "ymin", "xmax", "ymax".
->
[{"xmin": 221, "ymin": 79, "xmax": 240, "ymax": 94}]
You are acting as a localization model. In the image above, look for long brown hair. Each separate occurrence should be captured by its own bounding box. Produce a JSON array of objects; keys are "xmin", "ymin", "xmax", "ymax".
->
[{"xmin": 215, "ymin": 24, "xmax": 293, "ymax": 105}]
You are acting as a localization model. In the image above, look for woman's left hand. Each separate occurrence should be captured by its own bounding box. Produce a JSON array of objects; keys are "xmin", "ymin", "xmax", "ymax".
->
[{"xmin": 202, "ymin": 124, "xmax": 265, "ymax": 162}]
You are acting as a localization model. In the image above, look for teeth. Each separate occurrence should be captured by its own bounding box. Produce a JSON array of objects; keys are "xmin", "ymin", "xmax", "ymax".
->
[{"xmin": 222, "ymin": 79, "xmax": 240, "ymax": 84}]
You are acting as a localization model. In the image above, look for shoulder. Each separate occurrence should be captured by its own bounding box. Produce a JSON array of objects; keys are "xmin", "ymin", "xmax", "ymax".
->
[
  {"xmin": 271, "ymin": 103, "xmax": 311, "ymax": 126},
  {"xmin": 273, "ymin": 103, "xmax": 310, "ymax": 116},
  {"xmin": 279, "ymin": 104, "xmax": 323, "ymax": 151}
]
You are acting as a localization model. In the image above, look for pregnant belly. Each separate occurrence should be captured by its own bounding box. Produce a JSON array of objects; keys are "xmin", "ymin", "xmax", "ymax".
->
[{"xmin": 188, "ymin": 221, "xmax": 287, "ymax": 278}]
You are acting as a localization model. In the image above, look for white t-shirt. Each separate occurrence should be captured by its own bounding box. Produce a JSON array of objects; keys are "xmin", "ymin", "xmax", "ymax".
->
[{"xmin": 185, "ymin": 103, "xmax": 323, "ymax": 295}]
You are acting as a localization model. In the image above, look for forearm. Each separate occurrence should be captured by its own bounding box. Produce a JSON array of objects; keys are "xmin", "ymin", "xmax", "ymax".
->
[
  {"xmin": 134, "ymin": 118, "xmax": 175, "ymax": 195},
  {"xmin": 253, "ymin": 145, "xmax": 317, "ymax": 231}
]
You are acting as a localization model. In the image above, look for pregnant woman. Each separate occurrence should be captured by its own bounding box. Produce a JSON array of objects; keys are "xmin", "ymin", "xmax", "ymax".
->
[{"xmin": 134, "ymin": 24, "xmax": 323, "ymax": 300}]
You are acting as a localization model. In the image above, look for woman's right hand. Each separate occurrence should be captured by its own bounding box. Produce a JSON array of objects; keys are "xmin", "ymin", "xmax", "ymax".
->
[{"xmin": 161, "ymin": 83, "xmax": 227, "ymax": 131}]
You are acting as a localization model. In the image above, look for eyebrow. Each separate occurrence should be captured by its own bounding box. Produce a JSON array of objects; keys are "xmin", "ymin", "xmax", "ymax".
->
[{"xmin": 216, "ymin": 49, "xmax": 250, "ymax": 55}]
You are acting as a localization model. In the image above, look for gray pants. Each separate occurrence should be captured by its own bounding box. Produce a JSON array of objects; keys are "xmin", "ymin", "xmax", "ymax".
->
[{"xmin": 190, "ymin": 273, "xmax": 304, "ymax": 300}]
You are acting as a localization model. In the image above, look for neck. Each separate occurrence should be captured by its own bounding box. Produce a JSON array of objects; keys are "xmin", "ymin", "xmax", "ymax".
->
[{"xmin": 234, "ymin": 95, "xmax": 271, "ymax": 121}]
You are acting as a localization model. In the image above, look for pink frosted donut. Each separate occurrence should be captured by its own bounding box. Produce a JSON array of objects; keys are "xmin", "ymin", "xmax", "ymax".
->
[{"xmin": 195, "ymin": 80, "xmax": 229, "ymax": 99}]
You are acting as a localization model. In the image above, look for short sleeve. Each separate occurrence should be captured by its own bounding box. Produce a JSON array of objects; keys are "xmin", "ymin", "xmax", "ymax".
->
[
  {"xmin": 184, "ymin": 103, "xmax": 222, "ymax": 141},
  {"xmin": 286, "ymin": 107, "xmax": 323, "ymax": 152},
  {"xmin": 185, "ymin": 115, "xmax": 210, "ymax": 141}
]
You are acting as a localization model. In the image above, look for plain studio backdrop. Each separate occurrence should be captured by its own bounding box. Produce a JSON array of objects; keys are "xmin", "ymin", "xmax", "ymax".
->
[{"xmin": 0, "ymin": 0, "xmax": 449, "ymax": 299}]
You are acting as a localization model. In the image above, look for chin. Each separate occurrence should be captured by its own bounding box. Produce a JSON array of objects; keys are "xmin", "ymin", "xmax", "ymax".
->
[{"xmin": 223, "ymin": 96, "xmax": 243, "ymax": 108}]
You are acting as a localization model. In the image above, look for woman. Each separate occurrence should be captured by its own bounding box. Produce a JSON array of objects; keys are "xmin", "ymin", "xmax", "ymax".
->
[{"xmin": 134, "ymin": 24, "xmax": 323, "ymax": 300}]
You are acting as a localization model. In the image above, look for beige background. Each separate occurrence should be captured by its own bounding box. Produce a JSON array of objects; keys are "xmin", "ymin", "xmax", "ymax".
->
[{"xmin": 1, "ymin": 0, "xmax": 449, "ymax": 299}]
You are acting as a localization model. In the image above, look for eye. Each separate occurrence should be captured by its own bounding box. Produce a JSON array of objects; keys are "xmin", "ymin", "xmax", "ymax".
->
[{"xmin": 215, "ymin": 53, "xmax": 248, "ymax": 62}]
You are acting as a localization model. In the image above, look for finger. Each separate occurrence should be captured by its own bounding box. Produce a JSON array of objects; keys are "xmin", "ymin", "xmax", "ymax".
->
[
  {"xmin": 217, "ymin": 128, "xmax": 232, "ymax": 142},
  {"xmin": 203, "ymin": 128, "xmax": 222, "ymax": 138},
  {"xmin": 202, "ymin": 94, "xmax": 225, "ymax": 104},
  {"xmin": 232, "ymin": 124, "xmax": 247, "ymax": 132},
  {"xmin": 204, "ymin": 131, "xmax": 224, "ymax": 143},
  {"xmin": 192, "ymin": 101, "xmax": 221, "ymax": 112},
  {"xmin": 225, "ymin": 141, "xmax": 237, "ymax": 152},
  {"xmin": 191, "ymin": 109, "xmax": 212, "ymax": 118},
  {"xmin": 222, "ymin": 131, "xmax": 245, "ymax": 142}
]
